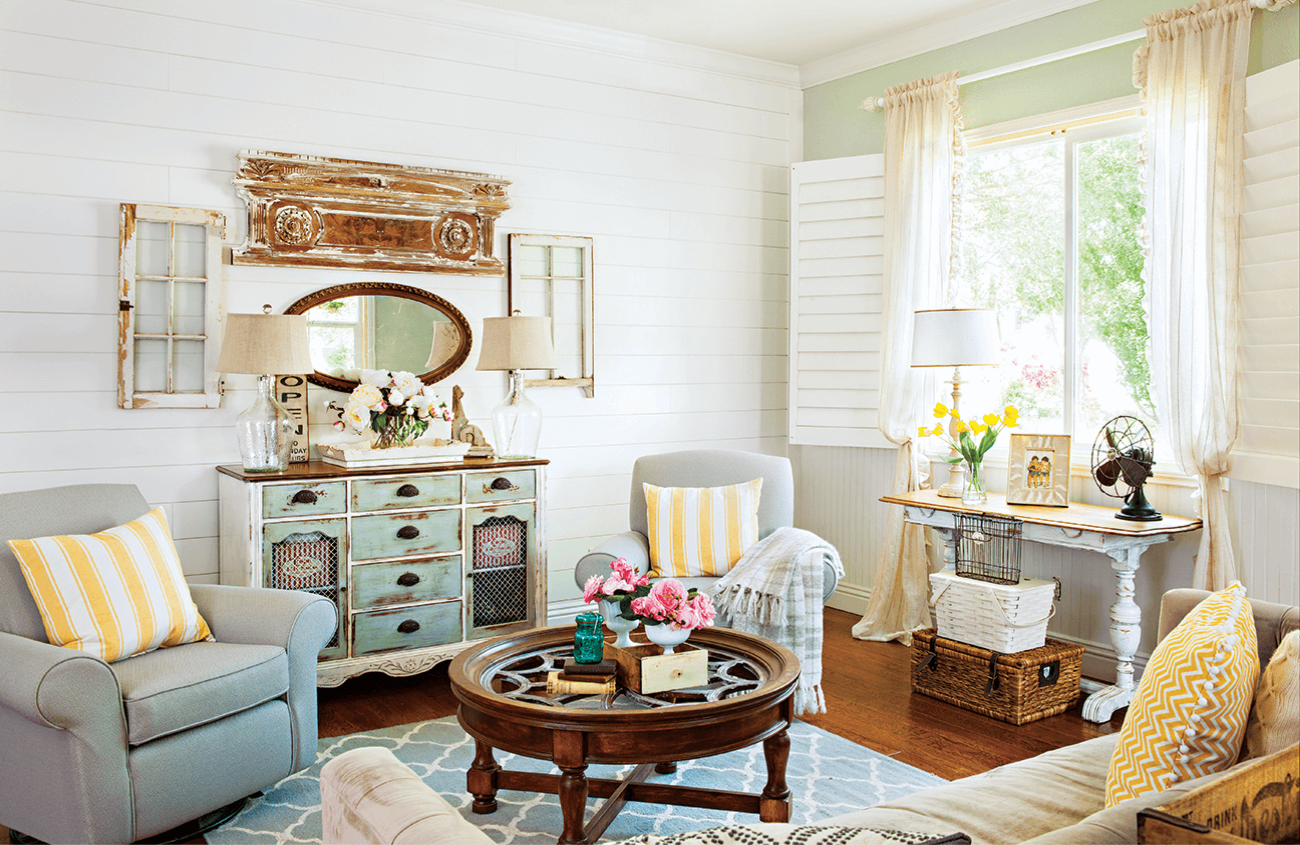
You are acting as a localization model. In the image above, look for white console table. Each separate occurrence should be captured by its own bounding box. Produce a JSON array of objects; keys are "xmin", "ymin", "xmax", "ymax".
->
[{"xmin": 882, "ymin": 490, "xmax": 1201, "ymax": 723}]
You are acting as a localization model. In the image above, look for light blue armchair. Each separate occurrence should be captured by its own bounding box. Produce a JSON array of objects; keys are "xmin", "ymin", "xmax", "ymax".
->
[
  {"xmin": 0, "ymin": 484, "xmax": 337, "ymax": 845},
  {"xmin": 573, "ymin": 450, "xmax": 839, "ymax": 611}
]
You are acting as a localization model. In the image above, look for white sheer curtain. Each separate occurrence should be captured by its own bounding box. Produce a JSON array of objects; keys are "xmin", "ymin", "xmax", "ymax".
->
[
  {"xmin": 1136, "ymin": 0, "xmax": 1251, "ymax": 590},
  {"xmin": 853, "ymin": 71, "xmax": 964, "ymax": 644}
]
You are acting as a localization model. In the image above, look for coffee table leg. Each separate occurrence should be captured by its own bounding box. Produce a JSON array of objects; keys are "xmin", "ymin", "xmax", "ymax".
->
[
  {"xmin": 654, "ymin": 762, "xmax": 677, "ymax": 774},
  {"xmin": 760, "ymin": 729, "xmax": 791, "ymax": 823},
  {"xmin": 558, "ymin": 764, "xmax": 590, "ymax": 845},
  {"xmin": 468, "ymin": 739, "xmax": 500, "ymax": 814}
]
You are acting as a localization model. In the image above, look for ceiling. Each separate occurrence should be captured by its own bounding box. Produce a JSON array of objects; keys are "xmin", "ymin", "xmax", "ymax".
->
[{"xmin": 444, "ymin": 0, "xmax": 1080, "ymax": 67}]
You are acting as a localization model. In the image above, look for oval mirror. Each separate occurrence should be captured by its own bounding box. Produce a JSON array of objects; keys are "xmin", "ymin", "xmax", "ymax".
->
[{"xmin": 284, "ymin": 282, "xmax": 472, "ymax": 393}]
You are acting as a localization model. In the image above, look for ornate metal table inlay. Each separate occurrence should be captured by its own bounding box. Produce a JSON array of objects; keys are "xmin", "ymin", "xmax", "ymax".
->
[{"xmin": 484, "ymin": 643, "xmax": 766, "ymax": 710}]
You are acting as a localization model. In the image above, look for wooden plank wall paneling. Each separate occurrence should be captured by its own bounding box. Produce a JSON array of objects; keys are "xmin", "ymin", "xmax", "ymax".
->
[{"xmin": 0, "ymin": 0, "xmax": 801, "ymax": 610}]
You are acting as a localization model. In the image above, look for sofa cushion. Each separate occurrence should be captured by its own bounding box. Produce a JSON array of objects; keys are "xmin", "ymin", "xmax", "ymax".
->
[
  {"xmin": 8, "ymin": 507, "xmax": 213, "ymax": 663},
  {"xmin": 821, "ymin": 735, "xmax": 1117, "ymax": 845},
  {"xmin": 644, "ymin": 479, "xmax": 762, "ymax": 578},
  {"xmin": 110, "ymin": 640, "xmax": 289, "ymax": 745},
  {"xmin": 1242, "ymin": 629, "xmax": 1299, "ymax": 761},
  {"xmin": 1105, "ymin": 582, "xmax": 1259, "ymax": 806}
]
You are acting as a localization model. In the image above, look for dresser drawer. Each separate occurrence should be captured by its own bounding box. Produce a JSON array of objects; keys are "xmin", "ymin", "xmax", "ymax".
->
[
  {"xmin": 351, "ymin": 556, "xmax": 461, "ymax": 610},
  {"xmin": 262, "ymin": 482, "xmax": 347, "ymax": 518},
  {"xmin": 351, "ymin": 510, "xmax": 462, "ymax": 560},
  {"xmin": 351, "ymin": 475, "xmax": 460, "ymax": 512},
  {"xmin": 466, "ymin": 469, "xmax": 535, "ymax": 504},
  {"xmin": 352, "ymin": 601, "xmax": 462, "ymax": 656}
]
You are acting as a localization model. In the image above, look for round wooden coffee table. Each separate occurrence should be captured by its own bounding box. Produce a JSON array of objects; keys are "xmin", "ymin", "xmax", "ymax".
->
[{"xmin": 449, "ymin": 625, "xmax": 800, "ymax": 845}]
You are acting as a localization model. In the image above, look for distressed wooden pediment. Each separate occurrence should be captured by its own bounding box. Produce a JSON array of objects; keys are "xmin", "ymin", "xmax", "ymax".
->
[{"xmin": 232, "ymin": 150, "xmax": 510, "ymax": 276}]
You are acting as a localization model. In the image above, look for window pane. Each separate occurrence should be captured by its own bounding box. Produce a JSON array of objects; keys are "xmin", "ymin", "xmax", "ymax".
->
[
  {"xmin": 174, "ymin": 223, "xmax": 206, "ymax": 277},
  {"xmin": 310, "ymin": 325, "xmax": 357, "ymax": 376},
  {"xmin": 173, "ymin": 340, "xmax": 205, "ymax": 392},
  {"xmin": 306, "ymin": 298, "xmax": 359, "ymax": 324},
  {"xmin": 961, "ymin": 140, "xmax": 1066, "ymax": 433},
  {"xmin": 173, "ymin": 281, "xmax": 206, "ymax": 336},
  {"xmin": 1074, "ymin": 134, "xmax": 1155, "ymax": 437},
  {"xmin": 516, "ymin": 244, "xmax": 549, "ymax": 277},
  {"xmin": 551, "ymin": 246, "xmax": 584, "ymax": 277},
  {"xmin": 136, "ymin": 221, "xmax": 170, "ymax": 276},
  {"xmin": 134, "ymin": 339, "xmax": 168, "ymax": 392},
  {"xmin": 135, "ymin": 280, "xmax": 169, "ymax": 335}
]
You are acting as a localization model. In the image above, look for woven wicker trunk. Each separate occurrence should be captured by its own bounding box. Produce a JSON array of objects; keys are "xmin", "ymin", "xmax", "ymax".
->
[{"xmin": 911, "ymin": 628, "xmax": 1085, "ymax": 725}]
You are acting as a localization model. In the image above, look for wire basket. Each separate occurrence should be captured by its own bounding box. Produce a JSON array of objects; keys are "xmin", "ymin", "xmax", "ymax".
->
[{"xmin": 956, "ymin": 513, "xmax": 1023, "ymax": 585}]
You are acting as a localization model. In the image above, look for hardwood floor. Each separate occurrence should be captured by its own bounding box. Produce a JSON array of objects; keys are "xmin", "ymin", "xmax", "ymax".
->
[
  {"xmin": 2, "ymin": 609, "xmax": 1119, "ymax": 844},
  {"xmin": 315, "ymin": 608, "xmax": 1120, "ymax": 781}
]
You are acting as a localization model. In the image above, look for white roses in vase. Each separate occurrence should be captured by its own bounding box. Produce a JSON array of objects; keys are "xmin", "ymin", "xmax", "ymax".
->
[{"xmin": 328, "ymin": 370, "xmax": 451, "ymax": 449}]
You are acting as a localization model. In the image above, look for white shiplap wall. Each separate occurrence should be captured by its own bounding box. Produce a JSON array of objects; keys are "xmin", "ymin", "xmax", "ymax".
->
[{"xmin": 0, "ymin": 0, "xmax": 800, "ymax": 616}]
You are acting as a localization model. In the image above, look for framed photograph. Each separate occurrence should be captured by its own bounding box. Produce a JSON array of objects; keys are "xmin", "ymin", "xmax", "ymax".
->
[{"xmin": 1006, "ymin": 434, "xmax": 1070, "ymax": 507}]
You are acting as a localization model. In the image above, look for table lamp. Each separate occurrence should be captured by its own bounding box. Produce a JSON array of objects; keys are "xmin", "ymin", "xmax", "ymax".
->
[
  {"xmin": 476, "ymin": 313, "xmax": 558, "ymax": 459},
  {"xmin": 911, "ymin": 308, "xmax": 999, "ymax": 497},
  {"xmin": 216, "ymin": 305, "xmax": 313, "ymax": 472}
]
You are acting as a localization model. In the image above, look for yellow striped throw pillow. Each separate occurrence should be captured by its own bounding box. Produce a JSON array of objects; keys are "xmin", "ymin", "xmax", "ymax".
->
[
  {"xmin": 8, "ymin": 507, "xmax": 213, "ymax": 663},
  {"xmin": 1105, "ymin": 582, "xmax": 1259, "ymax": 807},
  {"xmin": 644, "ymin": 479, "xmax": 762, "ymax": 578}
]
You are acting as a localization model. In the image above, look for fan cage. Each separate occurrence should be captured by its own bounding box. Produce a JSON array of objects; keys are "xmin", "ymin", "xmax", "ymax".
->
[{"xmin": 956, "ymin": 513, "xmax": 1023, "ymax": 586}]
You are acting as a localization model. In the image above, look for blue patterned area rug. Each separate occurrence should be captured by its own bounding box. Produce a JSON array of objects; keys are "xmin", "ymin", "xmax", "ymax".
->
[{"xmin": 207, "ymin": 717, "xmax": 945, "ymax": 844}]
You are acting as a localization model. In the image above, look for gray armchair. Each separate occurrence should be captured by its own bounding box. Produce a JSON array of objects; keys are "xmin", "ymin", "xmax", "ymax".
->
[
  {"xmin": 0, "ymin": 484, "xmax": 338, "ymax": 845},
  {"xmin": 573, "ymin": 450, "xmax": 839, "ymax": 612}
]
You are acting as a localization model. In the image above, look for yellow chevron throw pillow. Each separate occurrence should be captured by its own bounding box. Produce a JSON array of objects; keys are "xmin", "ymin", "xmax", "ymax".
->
[
  {"xmin": 8, "ymin": 507, "xmax": 213, "ymax": 663},
  {"xmin": 1105, "ymin": 583, "xmax": 1259, "ymax": 807},
  {"xmin": 645, "ymin": 479, "xmax": 762, "ymax": 578}
]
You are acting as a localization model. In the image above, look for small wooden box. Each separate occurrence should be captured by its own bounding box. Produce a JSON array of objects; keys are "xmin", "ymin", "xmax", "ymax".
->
[
  {"xmin": 911, "ymin": 628, "xmax": 1084, "ymax": 725},
  {"xmin": 1137, "ymin": 743, "xmax": 1299, "ymax": 844},
  {"xmin": 607, "ymin": 637, "xmax": 708, "ymax": 694}
]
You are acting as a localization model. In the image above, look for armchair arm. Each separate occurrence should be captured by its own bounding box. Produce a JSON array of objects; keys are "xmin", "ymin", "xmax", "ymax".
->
[
  {"xmin": 820, "ymin": 556, "xmax": 840, "ymax": 604},
  {"xmin": 190, "ymin": 583, "xmax": 337, "ymax": 771},
  {"xmin": 0, "ymin": 631, "xmax": 133, "ymax": 845},
  {"xmin": 574, "ymin": 531, "xmax": 650, "ymax": 590}
]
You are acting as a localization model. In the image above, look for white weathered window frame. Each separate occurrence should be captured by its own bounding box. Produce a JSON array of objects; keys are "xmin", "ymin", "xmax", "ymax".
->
[
  {"xmin": 507, "ymin": 233, "xmax": 595, "ymax": 398},
  {"xmin": 118, "ymin": 203, "xmax": 226, "ymax": 409}
]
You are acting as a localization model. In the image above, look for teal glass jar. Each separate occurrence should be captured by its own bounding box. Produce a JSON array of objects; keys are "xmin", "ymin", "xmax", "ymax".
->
[{"xmin": 573, "ymin": 612, "xmax": 605, "ymax": 664}]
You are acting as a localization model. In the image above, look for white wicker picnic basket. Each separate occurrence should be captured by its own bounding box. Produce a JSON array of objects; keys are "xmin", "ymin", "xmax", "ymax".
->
[{"xmin": 928, "ymin": 571, "xmax": 1057, "ymax": 653}]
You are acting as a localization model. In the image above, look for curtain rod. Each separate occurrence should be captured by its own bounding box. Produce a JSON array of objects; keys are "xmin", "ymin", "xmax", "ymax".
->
[{"xmin": 859, "ymin": 0, "xmax": 1287, "ymax": 112}]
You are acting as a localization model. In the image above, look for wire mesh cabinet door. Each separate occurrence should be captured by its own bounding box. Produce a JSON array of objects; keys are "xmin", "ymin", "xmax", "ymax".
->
[
  {"xmin": 261, "ymin": 518, "xmax": 349, "ymax": 660},
  {"xmin": 465, "ymin": 501, "xmax": 541, "ymax": 640}
]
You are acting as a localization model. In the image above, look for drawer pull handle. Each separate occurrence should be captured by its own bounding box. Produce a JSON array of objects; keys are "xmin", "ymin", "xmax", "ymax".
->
[
  {"xmin": 396, "ymin": 572, "xmax": 421, "ymax": 587},
  {"xmin": 397, "ymin": 619, "xmax": 421, "ymax": 634},
  {"xmin": 291, "ymin": 490, "xmax": 318, "ymax": 505},
  {"xmin": 396, "ymin": 525, "xmax": 420, "ymax": 540},
  {"xmin": 396, "ymin": 484, "xmax": 420, "ymax": 498},
  {"xmin": 485, "ymin": 477, "xmax": 519, "ymax": 493}
]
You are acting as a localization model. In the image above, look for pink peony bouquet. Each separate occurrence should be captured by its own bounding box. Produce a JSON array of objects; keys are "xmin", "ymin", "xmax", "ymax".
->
[
  {"xmin": 630, "ymin": 578, "xmax": 716, "ymax": 631},
  {"xmin": 581, "ymin": 557, "xmax": 651, "ymax": 606}
]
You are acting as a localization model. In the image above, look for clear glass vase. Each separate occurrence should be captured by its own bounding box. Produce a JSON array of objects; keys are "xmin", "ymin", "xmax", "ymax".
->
[
  {"xmin": 491, "ymin": 370, "xmax": 543, "ymax": 459},
  {"xmin": 372, "ymin": 414, "xmax": 428, "ymax": 450},
  {"xmin": 234, "ymin": 375, "xmax": 295, "ymax": 472},
  {"xmin": 961, "ymin": 460, "xmax": 987, "ymax": 505}
]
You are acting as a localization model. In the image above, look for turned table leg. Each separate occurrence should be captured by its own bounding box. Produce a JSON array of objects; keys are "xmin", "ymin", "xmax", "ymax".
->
[
  {"xmin": 558, "ymin": 764, "xmax": 590, "ymax": 845},
  {"xmin": 760, "ymin": 728, "xmax": 792, "ymax": 823},
  {"xmin": 468, "ymin": 740, "xmax": 500, "ymax": 813},
  {"xmin": 1082, "ymin": 544, "xmax": 1146, "ymax": 723}
]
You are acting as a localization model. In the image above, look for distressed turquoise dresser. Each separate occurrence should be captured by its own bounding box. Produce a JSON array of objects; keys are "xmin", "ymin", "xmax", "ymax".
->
[{"xmin": 217, "ymin": 458, "xmax": 547, "ymax": 686}]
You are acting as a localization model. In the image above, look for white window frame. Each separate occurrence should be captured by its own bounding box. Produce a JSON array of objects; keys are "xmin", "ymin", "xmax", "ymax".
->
[
  {"xmin": 118, "ymin": 203, "xmax": 226, "ymax": 409},
  {"xmin": 507, "ymin": 233, "xmax": 595, "ymax": 398}
]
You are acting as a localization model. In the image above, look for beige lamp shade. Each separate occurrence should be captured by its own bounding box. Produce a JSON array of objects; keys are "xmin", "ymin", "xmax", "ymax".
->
[
  {"xmin": 476, "ymin": 315, "xmax": 559, "ymax": 372},
  {"xmin": 911, "ymin": 308, "xmax": 1000, "ymax": 368},
  {"xmin": 215, "ymin": 309, "xmax": 314, "ymax": 375}
]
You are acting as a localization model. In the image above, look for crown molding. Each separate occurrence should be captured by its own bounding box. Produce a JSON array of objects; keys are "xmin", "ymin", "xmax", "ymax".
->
[
  {"xmin": 304, "ymin": 0, "xmax": 801, "ymax": 89},
  {"xmin": 799, "ymin": 0, "xmax": 1099, "ymax": 89}
]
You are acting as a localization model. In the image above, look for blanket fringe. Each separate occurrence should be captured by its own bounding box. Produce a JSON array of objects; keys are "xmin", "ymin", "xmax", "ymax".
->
[
  {"xmin": 713, "ymin": 585, "xmax": 783, "ymax": 628},
  {"xmin": 794, "ymin": 682, "xmax": 827, "ymax": 716}
]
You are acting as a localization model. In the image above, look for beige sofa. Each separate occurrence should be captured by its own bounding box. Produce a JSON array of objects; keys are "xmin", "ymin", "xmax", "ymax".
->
[{"xmin": 320, "ymin": 589, "xmax": 1297, "ymax": 845}]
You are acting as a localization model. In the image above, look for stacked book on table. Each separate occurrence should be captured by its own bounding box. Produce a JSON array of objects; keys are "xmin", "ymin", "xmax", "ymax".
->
[{"xmin": 546, "ymin": 659, "xmax": 617, "ymax": 694}]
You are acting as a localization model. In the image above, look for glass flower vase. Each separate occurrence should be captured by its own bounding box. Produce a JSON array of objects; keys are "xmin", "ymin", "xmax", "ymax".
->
[
  {"xmin": 962, "ymin": 460, "xmax": 987, "ymax": 505},
  {"xmin": 372, "ymin": 414, "xmax": 428, "ymax": 450},
  {"xmin": 600, "ymin": 599, "xmax": 638, "ymax": 649}
]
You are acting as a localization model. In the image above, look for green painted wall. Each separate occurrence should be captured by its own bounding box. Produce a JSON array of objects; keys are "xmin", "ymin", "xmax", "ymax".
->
[{"xmin": 803, "ymin": 0, "xmax": 1299, "ymax": 161}]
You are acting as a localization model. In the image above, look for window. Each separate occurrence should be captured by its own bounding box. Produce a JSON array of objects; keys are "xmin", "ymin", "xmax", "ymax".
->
[
  {"xmin": 118, "ymin": 204, "xmax": 225, "ymax": 409},
  {"xmin": 957, "ymin": 103, "xmax": 1152, "ymax": 458},
  {"xmin": 304, "ymin": 295, "xmax": 370, "ymax": 377},
  {"xmin": 508, "ymin": 234, "xmax": 595, "ymax": 397}
]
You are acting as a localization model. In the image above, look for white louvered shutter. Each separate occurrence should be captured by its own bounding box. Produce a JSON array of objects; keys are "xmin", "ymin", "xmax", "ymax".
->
[
  {"xmin": 1234, "ymin": 60, "xmax": 1299, "ymax": 489},
  {"xmin": 789, "ymin": 155, "xmax": 891, "ymax": 448}
]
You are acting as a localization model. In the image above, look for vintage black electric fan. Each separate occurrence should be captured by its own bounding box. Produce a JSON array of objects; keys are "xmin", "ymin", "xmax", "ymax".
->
[{"xmin": 1090, "ymin": 415, "xmax": 1161, "ymax": 521}]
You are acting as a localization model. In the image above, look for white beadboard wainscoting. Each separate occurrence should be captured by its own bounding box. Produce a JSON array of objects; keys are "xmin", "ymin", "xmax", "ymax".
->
[
  {"xmin": 0, "ymin": 0, "xmax": 800, "ymax": 615},
  {"xmin": 797, "ymin": 444, "xmax": 1300, "ymax": 683}
]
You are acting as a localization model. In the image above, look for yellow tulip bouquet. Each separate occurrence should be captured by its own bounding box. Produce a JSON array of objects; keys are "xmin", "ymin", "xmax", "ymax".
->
[{"xmin": 918, "ymin": 403, "xmax": 1019, "ymax": 501}]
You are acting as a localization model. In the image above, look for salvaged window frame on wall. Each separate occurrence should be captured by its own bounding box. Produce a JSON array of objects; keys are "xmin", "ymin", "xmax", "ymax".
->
[
  {"xmin": 507, "ymin": 233, "xmax": 595, "ymax": 397},
  {"xmin": 118, "ymin": 203, "xmax": 226, "ymax": 409},
  {"xmin": 231, "ymin": 150, "xmax": 511, "ymax": 276}
]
